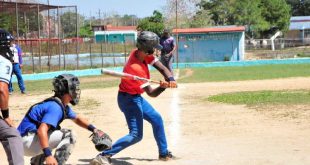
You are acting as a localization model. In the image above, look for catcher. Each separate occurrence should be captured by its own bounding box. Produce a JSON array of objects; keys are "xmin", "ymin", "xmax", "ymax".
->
[{"xmin": 17, "ymin": 74, "xmax": 112, "ymax": 165}]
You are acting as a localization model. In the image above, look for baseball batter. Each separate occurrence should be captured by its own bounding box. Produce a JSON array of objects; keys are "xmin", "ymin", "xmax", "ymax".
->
[
  {"xmin": 0, "ymin": 29, "xmax": 24, "ymax": 165},
  {"xmin": 17, "ymin": 74, "xmax": 111, "ymax": 165},
  {"xmin": 91, "ymin": 31, "xmax": 177, "ymax": 165}
]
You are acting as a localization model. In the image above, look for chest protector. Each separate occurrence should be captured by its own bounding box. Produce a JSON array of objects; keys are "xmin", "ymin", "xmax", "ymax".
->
[{"xmin": 26, "ymin": 97, "xmax": 68, "ymax": 130}]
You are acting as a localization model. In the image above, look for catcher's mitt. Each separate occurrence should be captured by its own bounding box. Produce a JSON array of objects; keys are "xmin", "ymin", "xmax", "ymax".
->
[{"xmin": 90, "ymin": 129, "xmax": 112, "ymax": 151}]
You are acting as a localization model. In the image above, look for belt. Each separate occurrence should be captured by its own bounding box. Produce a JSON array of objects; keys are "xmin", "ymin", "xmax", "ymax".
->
[{"xmin": 119, "ymin": 91, "xmax": 140, "ymax": 97}]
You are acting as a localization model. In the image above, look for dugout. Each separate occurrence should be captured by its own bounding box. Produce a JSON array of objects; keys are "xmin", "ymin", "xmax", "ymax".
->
[{"xmin": 173, "ymin": 26, "xmax": 245, "ymax": 62}]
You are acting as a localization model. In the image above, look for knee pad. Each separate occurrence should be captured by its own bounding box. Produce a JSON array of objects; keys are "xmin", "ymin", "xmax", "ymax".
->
[
  {"xmin": 60, "ymin": 128, "xmax": 76, "ymax": 144},
  {"xmin": 54, "ymin": 129, "xmax": 76, "ymax": 165},
  {"xmin": 54, "ymin": 144, "xmax": 73, "ymax": 165}
]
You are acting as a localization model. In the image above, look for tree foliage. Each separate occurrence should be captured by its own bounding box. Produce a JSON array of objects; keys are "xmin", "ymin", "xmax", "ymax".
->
[
  {"xmin": 61, "ymin": 11, "xmax": 85, "ymax": 37},
  {"xmin": 286, "ymin": 0, "xmax": 310, "ymax": 16},
  {"xmin": 189, "ymin": 10, "xmax": 213, "ymax": 28},
  {"xmin": 79, "ymin": 24, "xmax": 93, "ymax": 37},
  {"xmin": 163, "ymin": 0, "xmax": 202, "ymax": 29},
  {"xmin": 197, "ymin": 0, "xmax": 291, "ymax": 38},
  {"xmin": 137, "ymin": 10, "xmax": 164, "ymax": 36}
]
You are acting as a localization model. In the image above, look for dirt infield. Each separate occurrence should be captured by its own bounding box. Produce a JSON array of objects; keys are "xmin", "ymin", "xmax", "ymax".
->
[{"xmin": 1, "ymin": 77, "xmax": 310, "ymax": 165}]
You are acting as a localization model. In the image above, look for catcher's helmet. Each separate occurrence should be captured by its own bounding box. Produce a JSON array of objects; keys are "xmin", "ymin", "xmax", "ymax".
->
[
  {"xmin": 136, "ymin": 31, "xmax": 162, "ymax": 54},
  {"xmin": 53, "ymin": 74, "xmax": 81, "ymax": 105},
  {"xmin": 0, "ymin": 29, "xmax": 14, "ymax": 61}
]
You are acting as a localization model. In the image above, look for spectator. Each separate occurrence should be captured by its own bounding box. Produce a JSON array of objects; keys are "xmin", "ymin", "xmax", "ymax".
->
[{"xmin": 9, "ymin": 38, "xmax": 26, "ymax": 94}]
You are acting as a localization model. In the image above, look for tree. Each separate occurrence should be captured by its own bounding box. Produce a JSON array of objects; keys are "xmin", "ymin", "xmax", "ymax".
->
[
  {"xmin": 60, "ymin": 11, "xmax": 84, "ymax": 37},
  {"xmin": 232, "ymin": 0, "xmax": 269, "ymax": 38},
  {"xmin": 198, "ymin": 0, "xmax": 234, "ymax": 25},
  {"xmin": 189, "ymin": 10, "xmax": 213, "ymax": 28},
  {"xmin": 197, "ymin": 0, "xmax": 291, "ymax": 38},
  {"xmin": 163, "ymin": 0, "xmax": 201, "ymax": 29},
  {"xmin": 137, "ymin": 10, "xmax": 165, "ymax": 36},
  {"xmin": 286, "ymin": 0, "xmax": 310, "ymax": 16},
  {"xmin": 79, "ymin": 23, "xmax": 93, "ymax": 38},
  {"xmin": 260, "ymin": 0, "xmax": 291, "ymax": 37}
]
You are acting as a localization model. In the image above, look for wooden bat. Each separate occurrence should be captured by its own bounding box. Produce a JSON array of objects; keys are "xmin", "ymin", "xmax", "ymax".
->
[{"xmin": 101, "ymin": 68, "xmax": 160, "ymax": 84}]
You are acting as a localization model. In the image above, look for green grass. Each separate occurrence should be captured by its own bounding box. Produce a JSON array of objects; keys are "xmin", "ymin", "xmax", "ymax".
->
[
  {"xmin": 12, "ymin": 63, "xmax": 310, "ymax": 94},
  {"xmin": 208, "ymin": 90, "xmax": 310, "ymax": 106},
  {"xmin": 178, "ymin": 64, "xmax": 310, "ymax": 83},
  {"xmin": 12, "ymin": 75, "xmax": 120, "ymax": 94}
]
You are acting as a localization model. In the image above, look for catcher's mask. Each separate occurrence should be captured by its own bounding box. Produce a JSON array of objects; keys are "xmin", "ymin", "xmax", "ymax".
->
[
  {"xmin": 53, "ymin": 74, "xmax": 81, "ymax": 105},
  {"xmin": 0, "ymin": 29, "xmax": 14, "ymax": 62},
  {"xmin": 136, "ymin": 31, "xmax": 162, "ymax": 55}
]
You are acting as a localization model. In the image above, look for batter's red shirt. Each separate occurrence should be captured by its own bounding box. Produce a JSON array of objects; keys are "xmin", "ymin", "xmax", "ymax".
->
[{"xmin": 119, "ymin": 49, "xmax": 158, "ymax": 95}]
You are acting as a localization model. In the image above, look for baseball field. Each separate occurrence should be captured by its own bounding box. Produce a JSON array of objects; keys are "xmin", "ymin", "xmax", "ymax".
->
[{"xmin": 1, "ymin": 64, "xmax": 310, "ymax": 165}]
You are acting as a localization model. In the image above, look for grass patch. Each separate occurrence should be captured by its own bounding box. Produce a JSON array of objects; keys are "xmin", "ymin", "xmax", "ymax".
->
[
  {"xmin": 178, "ymin": 64, "xmax": 310, "ymax": 83},
  {"xmin": 297, "ymin": 53, "xmax": 310, "ymax": 58},
  {"xmin": 12, "ymin": 75, "xmax": 120, "ymax": 94},
  {"xmin": 13, "ymin": 63, "xmax": 310, "ymax": 94},
  {"xmin": 208, "ymin": 90, "xmax": 310, "ymax": 106}
]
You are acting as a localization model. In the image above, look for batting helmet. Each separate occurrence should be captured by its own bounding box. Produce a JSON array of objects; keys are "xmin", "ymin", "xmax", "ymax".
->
[
  {"xmin": 53, "ymin": 74, "xmax": 81, "ymax": 105},
  {"xmin": 0, "ymin": 29, "xmax": 14, "ymax": 61},
  {"xmin": 136, "ymin": 31, "xmax": 162, "ymax": 55}
]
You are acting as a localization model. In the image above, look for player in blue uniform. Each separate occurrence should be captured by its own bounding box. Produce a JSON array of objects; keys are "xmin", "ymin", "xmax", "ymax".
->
[{"xmin": 18, "ymin": 74, "xmax": 109, "ymax": 165}]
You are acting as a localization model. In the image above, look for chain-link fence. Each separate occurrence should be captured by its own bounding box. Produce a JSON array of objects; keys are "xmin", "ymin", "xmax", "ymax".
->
[
  {"xmin": 19, "ymin": 40, "xmax": 135, "ymax": 73},
  {"xmin": 245, "ymin": 38, "xmax": 310, "ymax": 60}
]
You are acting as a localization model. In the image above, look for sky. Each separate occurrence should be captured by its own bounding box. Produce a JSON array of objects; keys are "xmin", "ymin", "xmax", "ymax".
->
[{"xmin": 48, "ymin": 0, "xmax": 165, "ymax": 18}]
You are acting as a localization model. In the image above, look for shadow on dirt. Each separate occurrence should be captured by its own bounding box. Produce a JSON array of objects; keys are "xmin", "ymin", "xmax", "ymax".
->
[{"xmin": 78, "ymin": 157, "xmax": 157, "ymax": 165}]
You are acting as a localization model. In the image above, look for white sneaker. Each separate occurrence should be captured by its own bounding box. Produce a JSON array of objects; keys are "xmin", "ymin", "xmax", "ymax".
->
[{"xmin": 90, "ymin": 154, "xmax": 111, "ymax": 165}]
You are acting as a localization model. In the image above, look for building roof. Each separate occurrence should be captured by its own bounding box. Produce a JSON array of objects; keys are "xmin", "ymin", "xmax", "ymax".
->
[
  {"xmin": 289, "ymin": 16, "xmax": 310, "ymax": 30},
  {"xmin": 106, "ymin": 25, "xmax": 137, "ymax": 31},
  {"xmin": 0, "ymin": 1, "xmax": 70, "ymax": 13},
  {"xmin": 172, "ymin": 26, "xmax": 245, "ymax": 34}
]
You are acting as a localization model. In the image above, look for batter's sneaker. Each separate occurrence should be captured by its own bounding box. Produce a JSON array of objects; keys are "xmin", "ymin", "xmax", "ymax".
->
[
  {"xmin": 159, "ymin": 151, "xmax": 176, "ymax": 161},
  {"xmin": 90, "ymin": 154, "xmax": 111, "ymax": 165}
]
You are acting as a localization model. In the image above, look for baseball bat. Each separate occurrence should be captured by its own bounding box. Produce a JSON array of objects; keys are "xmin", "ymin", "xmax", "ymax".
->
[{"xmin": 101, "ymin": 68, "xmax": 160, "ymax": 84}]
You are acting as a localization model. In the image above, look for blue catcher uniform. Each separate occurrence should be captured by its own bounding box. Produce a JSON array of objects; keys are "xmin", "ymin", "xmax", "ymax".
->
[
  {"xmin": 17, "ymin": 97, "xmax": 77, "ymax": 164},
  {"xmin": 18, "ymin": 99, "xmax": 77, "ymax": 137}
]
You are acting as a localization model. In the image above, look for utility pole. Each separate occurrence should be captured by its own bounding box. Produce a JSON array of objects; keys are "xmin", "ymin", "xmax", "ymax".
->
[
  {"xmin": 175, "ymin": 0, "xmax": 179, "ymax": 68},
  {"xmin": 98, "ymin": 9, "xmax": 102, "ymax": 25}
]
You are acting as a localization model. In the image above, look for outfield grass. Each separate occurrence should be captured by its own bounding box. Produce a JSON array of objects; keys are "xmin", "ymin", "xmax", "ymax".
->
[
  {"xmin": 178, "ymin": 64, "xmax": 310, "ymax": 83},
  {"xmin": 12, "ymin": 63, "xmax": 310, "ymax": 94},
  {"xmin": 208, "ymin": 90, "xmax": 310, "ymax": 106}
]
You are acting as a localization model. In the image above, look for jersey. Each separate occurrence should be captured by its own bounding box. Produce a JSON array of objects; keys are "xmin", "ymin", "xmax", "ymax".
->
[
  {"xmin": 119, "ymin": 49, "xmax": 158, "ymax": 95},
  {"xmin": 0, "ymin": 55, "xmax": 12, "ymax": 84},
  {"xmin": 17, "ymin": 100, "xmax": 77, "ymax": 137},
  {"xmin": 160, "ymin": 36, "xmax": 175, "ymax": 54},
  {"xmin": 10, "ymin": 44, "xmax": 19, "ymax": 64}
]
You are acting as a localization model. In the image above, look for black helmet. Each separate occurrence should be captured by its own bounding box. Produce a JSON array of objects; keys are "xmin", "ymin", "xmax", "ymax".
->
[
  {"xmin": 136, "ymin": 31, "xmax": 162, "ymax": 54},
  {"xmin": 53, "ymin": 74, "xmax": 81, "ymax": 105},
  {"xmin": 0, "ymin": 29, "xmax": 14, "ymax": 61}
]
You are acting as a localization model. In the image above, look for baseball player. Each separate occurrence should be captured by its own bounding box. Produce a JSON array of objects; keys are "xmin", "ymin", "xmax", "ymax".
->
[
  {"xmin": 8, "ymin": 37, "xmax": 26, "ymax": 94},
  {"xmin": 0, "ymin": 29, "xmax": 24, "ymax": 165},
  {"xmin": 91, "ymin": 31, "xmax": 177, "ymax": 165},
  {"xmin": 17, "ymin": 74, "xmax": 110, "ymax": 165}
]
